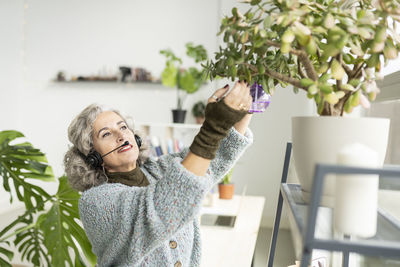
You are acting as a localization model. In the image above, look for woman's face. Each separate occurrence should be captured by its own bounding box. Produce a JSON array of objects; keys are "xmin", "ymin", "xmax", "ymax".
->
[{"xmin": 92, "ymin": 111, "xmax": 139, "ymax": 172}]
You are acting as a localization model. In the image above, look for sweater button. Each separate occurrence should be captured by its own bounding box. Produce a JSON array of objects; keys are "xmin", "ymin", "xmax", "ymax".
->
[
  {"xmin": 169, "ymin": 240, "xmax": 177, "ymax": 249},
  {"xmin": 174, "ymin": 261, "xmax": 182, "ymax": 267}
]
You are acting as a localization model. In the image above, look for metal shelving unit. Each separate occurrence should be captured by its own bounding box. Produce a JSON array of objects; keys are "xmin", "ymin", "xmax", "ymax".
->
[{"xmin": 267, "ymin": 143, "xmax": 400, "ymax": 267}]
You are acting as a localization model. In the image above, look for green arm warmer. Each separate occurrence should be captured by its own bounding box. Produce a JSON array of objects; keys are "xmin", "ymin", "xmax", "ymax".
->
[{"xmin": 189, "ymin": 100, "xmax": 248, "ymax": 159}]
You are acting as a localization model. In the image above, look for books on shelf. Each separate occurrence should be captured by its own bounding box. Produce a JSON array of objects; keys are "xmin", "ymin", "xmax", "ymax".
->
[{"xmin": 146, "ymin": 136, "xmax": 185, "ymax": 158}]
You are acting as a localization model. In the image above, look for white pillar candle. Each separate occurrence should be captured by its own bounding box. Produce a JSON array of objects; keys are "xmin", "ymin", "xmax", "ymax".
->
[{"xmin": 334, "ymin": 143, "xmax": 379, "ymax": 238}]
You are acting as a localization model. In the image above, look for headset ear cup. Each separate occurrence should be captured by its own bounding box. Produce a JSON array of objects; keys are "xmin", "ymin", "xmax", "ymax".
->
[
  {"xmin": 135, "ymin": 134, "xmax": 142, "ymax": 149},
  {"xmin": 86, "ymin": 151, "xmax": 103, "ymax": 169}
]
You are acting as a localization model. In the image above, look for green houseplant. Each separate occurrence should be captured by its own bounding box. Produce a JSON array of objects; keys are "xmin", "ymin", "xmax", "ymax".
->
[
  {"xmin": 0, "ymin": 130, "xmax": 96, "ymax": 267},
  {"xmin": 160, "ymin": 42, "xmax": 209, "ymax": 123},
  {"xmin": 204, "ymin": 0, "xmax": 400, "ymax": 116},
  {"xmin": 218, "ymin": 168, "xmax": 235, "ymax": 199},
  {"xmin": 205, "ymin": 0, "xmax": 398, "ymax": 235},
  {"xmin": 191, "ymin": 100, "xmax": 206, "ymax": 124},
  {"xmin": 205, "ymin": 1, "xmax": 400, "ymax": 264}
]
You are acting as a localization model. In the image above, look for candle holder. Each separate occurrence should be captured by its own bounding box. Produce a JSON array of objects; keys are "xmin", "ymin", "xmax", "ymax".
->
[{"xmin": 249, "ymin": 82, "xmax": 271, "ymax": 113}]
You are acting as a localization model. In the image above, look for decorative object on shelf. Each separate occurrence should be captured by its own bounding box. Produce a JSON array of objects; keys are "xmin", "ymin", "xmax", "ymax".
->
[
  {"xmin": 335, "ymin": 143, "xmax": 379, "ymax": 238},
  {"xmin": 292, "ymin": 116, "xmax": 389, "ymax": 206},
  {"xmin": 171, "ymin": 109, "xmax": 187, "ymax": 124},
  {"xmin": 218, "ymin": 168, "xmax": 234, "ymax": 199},
  {"xmin": 119, "ymin": 66, "xmax": 132, "ymax": 82},
  {"xmin": 191, "ymin": 100, "xmax": 206, "ymax": 124},
  {"xmin": 160, "ymin": 43, "xmax": 209, "ymax": 123},
  {"xmin": 56, "ymin": 71, "xmax": 66, "ymax": 82},
  {"xmin": 75, "ymin": 75, "xmax": 118, "ymax": 82},
  {"xmin": 205, "ymin": 0, "xmax": 399, "ymax": 205},
  {"xmin": 53, "ymin": 66, "xmax": 159, "ymax": 83},
  {"xmin": 118, "ymin": 66, "xmax": 157, "ymax": 83},
  {"xmin": 0, "ymin": 130, "xmax": 96, "ymax": 266}
]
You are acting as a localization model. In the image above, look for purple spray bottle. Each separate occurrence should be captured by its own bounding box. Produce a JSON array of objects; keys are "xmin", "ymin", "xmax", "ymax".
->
[{"xmin": 249, "ymin": 82, "xmax": 271, "ymax": 113}]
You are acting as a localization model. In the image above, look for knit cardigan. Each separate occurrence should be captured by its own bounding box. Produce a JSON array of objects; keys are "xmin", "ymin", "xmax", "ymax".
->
[{"xmin": 79, "ymin": 127, "xmax": 253, "ymax": 267}]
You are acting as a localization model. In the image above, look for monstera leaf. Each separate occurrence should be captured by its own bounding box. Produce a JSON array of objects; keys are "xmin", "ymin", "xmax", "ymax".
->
[
  {"xmin": 0, "ymin": 130, "xmax": 54, "ymax": 211},
  {"xmin": 0, "ymin": 131, "xmax": 96, "ymax": 266},
  {"xmin": 13, "ymin": 214, "xmax": 50, "ymax": 266},
  {"xmin": 0, "ymin": 242, "xmax": 13, "ymax": 267},
  {"xmin": 38, "ymin": 176, "xmax": 96, "ymax": 267}
]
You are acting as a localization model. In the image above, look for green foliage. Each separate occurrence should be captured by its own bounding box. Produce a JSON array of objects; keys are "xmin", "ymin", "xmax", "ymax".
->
[
  {"xmin": 0, "ymin": 130, "xmax": 54, "ymax": 210},
  {"xmin": 0, "ymin": 130, "xmax": 96, "ymax": 266},
  {"xmin": 191, "ymin": 101, "xmax": 206, "ymax": 117},
  {"xmin": 222, "ymin": 168, "xmax": 234, "ymax": 185},
  {"xmin": 160, "ymin": 43, "xmax": 209, "ymax": 110},
  {"xmin": 204, "ymin": 0, "xmax": 400, "ymax": 116}
]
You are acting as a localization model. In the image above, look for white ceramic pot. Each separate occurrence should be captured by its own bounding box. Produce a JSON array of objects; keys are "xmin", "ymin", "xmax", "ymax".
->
[{"xmin": 291, "ymin": 116, "xmax": 390, "ymax": 206}]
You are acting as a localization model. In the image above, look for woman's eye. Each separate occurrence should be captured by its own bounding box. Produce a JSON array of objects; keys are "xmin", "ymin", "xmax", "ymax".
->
[
  {"xmin": 121, "ymin": 125, "xmax": 127, "ymax": 130},
  {"xmin": 102, "ymin": 132, "xmax": 110, "ymax": 138}
]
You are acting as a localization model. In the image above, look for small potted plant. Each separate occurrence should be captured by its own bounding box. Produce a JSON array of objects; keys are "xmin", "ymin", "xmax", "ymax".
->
[
  {"xmin": 160, "ymin": 43, "xmax": 209, "ymax": 123},
  {"xmin": 191, "ymin": 101, "xmax": 206, "ymax": 124},
  {"xmin": 218, "ymin": 168, "xmax": 235, "ymax": 200}
]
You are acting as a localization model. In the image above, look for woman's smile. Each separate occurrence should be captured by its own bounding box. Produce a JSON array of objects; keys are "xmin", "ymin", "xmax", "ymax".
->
[{"xmin": 118, "ymin": 144, "xmax": 133, "ymax": 153}]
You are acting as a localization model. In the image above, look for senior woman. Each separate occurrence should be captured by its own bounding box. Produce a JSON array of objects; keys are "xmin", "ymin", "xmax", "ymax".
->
[{"xmin": 64, "ymin": 80, "xmax": 254, "ymax": 267}]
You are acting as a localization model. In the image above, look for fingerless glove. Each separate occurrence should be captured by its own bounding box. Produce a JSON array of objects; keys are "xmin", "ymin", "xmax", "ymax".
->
[{"xmin": 189, "ymin": 99, "xmax": 248, "ymax": 159}]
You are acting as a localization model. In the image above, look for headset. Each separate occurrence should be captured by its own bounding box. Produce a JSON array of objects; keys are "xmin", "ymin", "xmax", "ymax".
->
[{"xmin": 84, "ymin": 134, "xmax": 142, "ymax": 169}]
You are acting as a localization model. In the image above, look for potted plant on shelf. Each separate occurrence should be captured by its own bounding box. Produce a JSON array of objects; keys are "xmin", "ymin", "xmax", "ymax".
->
[
  {"xmin": 191, "ymin": 100, "xmax": 206, "ymax": 124},
  {"xmin": 218, "ymin": 168, "xmax": 235, "ymax": 200},
  {"xmin": 204, "ymin": 0, "xmax": 400, "ymax": 205},
  {"xmin": 160, "ymin": 43, "xmax": 209, "ymax": 123},
  {"xmin": 0, "ymin": 130, "xmax": 96, "ymax": 266}
]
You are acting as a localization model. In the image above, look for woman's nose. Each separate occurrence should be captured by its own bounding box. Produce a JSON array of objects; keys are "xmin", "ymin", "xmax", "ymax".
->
[{"xmin": 117, "ymin": 132, "xmax": 125, "ymax": 142}]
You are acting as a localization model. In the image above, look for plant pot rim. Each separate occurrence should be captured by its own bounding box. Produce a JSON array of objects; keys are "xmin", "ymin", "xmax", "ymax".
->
[{"xmin": 292, "ymin": 116, "xmax": 390, "ymax": 122}]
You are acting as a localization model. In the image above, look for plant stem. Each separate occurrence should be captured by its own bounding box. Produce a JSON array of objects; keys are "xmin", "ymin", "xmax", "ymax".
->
[
  {"xmin": 242, "ymin": 62, "xmax": 307, "ymax": 91},
  {"xmin": 297, "ymin": 58, "xmax": 306, "ymax": 78},
  {"xmin": 265, "ymin": 66, "xmax": 307, "ymax": 91},
  {"xmin": 0, "ymin": 223, "xmax": 35, "ymax": 242},
  {"xmin": 298, "ymin": 49, "xmax": 318, "ymax": 80}
]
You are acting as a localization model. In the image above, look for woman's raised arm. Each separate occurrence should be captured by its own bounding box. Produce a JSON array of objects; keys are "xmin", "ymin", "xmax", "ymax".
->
[{"xmin": 181, "ymin": 81, "xmax": 253, "ymax": 176}]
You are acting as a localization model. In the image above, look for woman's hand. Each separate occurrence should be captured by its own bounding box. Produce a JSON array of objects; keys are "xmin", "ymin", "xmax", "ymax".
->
[
  {"xmin": 209, "ymin": 81, "xmax": 253, "ymax": 135},
  {"xmin": 208, "ymin": 81, "xmax": 253, "ymax": 112}
]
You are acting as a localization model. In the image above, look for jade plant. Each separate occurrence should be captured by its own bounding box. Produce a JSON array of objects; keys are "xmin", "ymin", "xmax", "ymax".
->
[
  {"xmin": 203, "ymin": 0, "xmax": 400, "ymax": 116},
  {"xmin": 0, "ymin": 130, "xmax": 96, "ymax": 267},
  {"xmin": 160, "ymin": 43, "xmax": 209, "ymax": 110}
]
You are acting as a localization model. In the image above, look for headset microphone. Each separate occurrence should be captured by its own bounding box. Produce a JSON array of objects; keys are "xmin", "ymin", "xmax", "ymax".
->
[
  {"xmin": 85, "ymin": 140, "xmax": 131, "ymax": 169},
  {"xmin": 101, "ymin": 141, "xmax": 129, "ymax": 158}
]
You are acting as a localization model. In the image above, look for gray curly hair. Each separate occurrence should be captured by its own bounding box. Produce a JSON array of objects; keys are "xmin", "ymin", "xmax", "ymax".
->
[{"xmin": 64, "ymin": 103, "xmax": 149, "ymax": 192}]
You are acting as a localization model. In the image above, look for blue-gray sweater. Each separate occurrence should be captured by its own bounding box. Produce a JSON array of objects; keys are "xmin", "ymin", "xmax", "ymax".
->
[{"xmin": 79, "ymin": 127, "xmax": 253, "ymax": 267}]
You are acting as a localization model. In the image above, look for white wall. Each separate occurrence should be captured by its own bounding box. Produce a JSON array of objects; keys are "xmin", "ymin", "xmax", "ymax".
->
[{"xmin": 0, "ymin": 0, "xmax": 317, "ymax": 228}]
